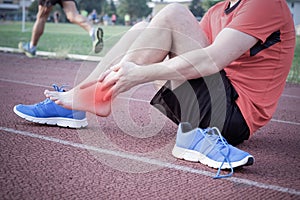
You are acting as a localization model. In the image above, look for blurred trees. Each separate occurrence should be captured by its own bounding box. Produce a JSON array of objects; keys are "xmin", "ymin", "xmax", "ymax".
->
[
  {"xmin": 201, "ymin": 0, "xmax": 223, "ymax": 12},
  {"xmin": 117, "ymin": 0, "xmax": 152, "ymax": 22},
  {"xmin": 28, "ymin": 0, "xmax": 106, "ymax": 16},
  {"xmin": 103, "ymin": 0, "xmax": 117, "ymax": 16},
  {"xmin": 189, "ymin": 0, "xmax": 205, "ymax": 17},
  {"xmin": 28, "ymin": 0, "xmax": 38, "ymax": 15},
  {"xmin": 27, "ymin": 0, "xmax": 223, "ymax": 24},
  {"xmin": 77, "ymin": 0, "xmax": 106, "ymax": 13},
  {"xmin": 189, "ymin": 0, "xmax": 223, "ymax": 18}
]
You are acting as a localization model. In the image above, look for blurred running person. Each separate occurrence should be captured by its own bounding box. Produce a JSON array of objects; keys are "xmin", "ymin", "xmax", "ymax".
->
[{"xmin": 19, "ymin": 0, "xmax": 103, "ymax": 57}]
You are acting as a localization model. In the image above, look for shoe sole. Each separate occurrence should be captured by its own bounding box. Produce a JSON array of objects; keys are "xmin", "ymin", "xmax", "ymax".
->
[
  {"xmin": 172, "ymin": 145, "xmax": 254, "ymax": 169},
  {"xmin": 13, "ymin": 106, "xmax": 88, "ymax": 129},
  {"xmin": 93, "ymin": 28, "xmax": 104, "ymax": 53},
  {"xmin": 18, "ymin": 42, "xmax": 35, "ymax": 58}
]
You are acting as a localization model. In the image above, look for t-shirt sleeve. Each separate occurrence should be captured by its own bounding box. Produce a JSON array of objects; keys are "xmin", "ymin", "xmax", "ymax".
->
[
  {"xmin": 227, "ymin": 0, "xmax": 287, "ymax": 43},
  {"xmin": 199, "ymin": 10, "xmax": 212, "ymax": 44}
]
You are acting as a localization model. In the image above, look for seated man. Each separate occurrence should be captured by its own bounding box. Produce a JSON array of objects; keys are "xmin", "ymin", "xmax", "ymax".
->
[
  {"xmin": 14, "ymin": 0, "xmax": 295, "ymax": 178},
  {"xmin": 19, "ymin": 0, "xmax": 103, "ymax": 57}
]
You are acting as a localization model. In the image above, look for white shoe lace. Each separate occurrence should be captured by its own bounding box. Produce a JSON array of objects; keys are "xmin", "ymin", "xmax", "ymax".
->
[{"xmin": 207, "ymin": 127, "xmax": 234, "ymax": 179}]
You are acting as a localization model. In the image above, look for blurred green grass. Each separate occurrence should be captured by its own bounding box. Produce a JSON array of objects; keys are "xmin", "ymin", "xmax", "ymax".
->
[
  {"xmin": 0, "ymin": 22, "xmax": 130, "ymax": 57},
  {"xmin": 0, "ymin": 22, "xmax": 299, "ymax": 83},
  {"xmin": 288, "ymin": 34, "xmax": 300, "ymax": 83}
]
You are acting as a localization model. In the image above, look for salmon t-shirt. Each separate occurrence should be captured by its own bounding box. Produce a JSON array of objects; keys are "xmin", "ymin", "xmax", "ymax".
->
[{"xmin": 199, "ymin": 0, "xmax": 295, "ymax": 134}]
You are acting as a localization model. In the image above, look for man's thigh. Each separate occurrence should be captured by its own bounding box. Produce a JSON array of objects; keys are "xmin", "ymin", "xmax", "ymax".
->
[{"xmin": 61, "ymin": 0, "xmax": 78, "ymax": 15}]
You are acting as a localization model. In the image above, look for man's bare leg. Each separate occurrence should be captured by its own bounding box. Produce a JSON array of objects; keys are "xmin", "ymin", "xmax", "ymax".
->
[
  {"xmin": 62, "ymin": 1, "xmax": 92, "ymax": 33},
  {"xmin": 122, "ymin": 3, "xmax": 209, "ymax": 89},
  {"xmin": 31, "ymin": 5, "xmax": 52, "ymax": 47},
  {"xmin": 63, "ymin": 2, "xmax": 104, "ymax": 53},
  {"xmin": 45, "ymin": 22, "xmax": 149, "ymax": 116},
  {"xmin": 45, "ymin": 4, "xmax": 209, "ymax": 116}
]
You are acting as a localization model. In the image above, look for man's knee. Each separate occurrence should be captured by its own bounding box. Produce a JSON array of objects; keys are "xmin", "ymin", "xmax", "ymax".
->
[
  {"xmin": 162, "ymin": 3, "xmax": 189, "ymax": 17},
  {"xmin": 66, "ymin": 11, "xmax": 82, "ymax": 24},
  {"xmin": 164, "ymin": 3, "xmax": 187, "ymax": 12},
  {"xmin": 66, "ymin": 13, "xmax": 76, "ymax": 23},
  {"xmin": 37, "ymin": 5, "xmax": 52, "ymax": 19},
  {"xmin": 132, "ymin": 21, "xmax": 148, "ymax": 29},
  {"xmin": 155, "ymin": 3, "xmax": 191, "ymax": 24},
  {"xmin": 62, "ymin": 1, "xmax": 80, "ymax": 24}
]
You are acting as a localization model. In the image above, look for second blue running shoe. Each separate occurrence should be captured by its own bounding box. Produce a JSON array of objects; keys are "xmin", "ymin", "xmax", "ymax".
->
[
  {"xmin": 172, "ymin": 122, "xmax": 254, "ymax": 178},
  {"xmin": 13, "ymin": 84, "xmax": 88, "ymax": 128},
  {"xmin": 18, "ymin": 42, "xmax": 36, "ymax": 58}
]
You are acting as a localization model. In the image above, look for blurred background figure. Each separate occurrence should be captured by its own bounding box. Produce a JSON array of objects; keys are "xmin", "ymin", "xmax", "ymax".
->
[
  {"xmin": 80, "ymin": 9, "xmax": 88, "ymax": 18},
  {"xmin": 89, "ymin": 9, "xmax": 98, "ymax": 24},
  {"xmin": 111, "ymin": 13, "xmax": 117, "ymax": 25},
  {"xmin": 53, "ymin": 10, "xmax": 60, "ymax": 23},
  {"xmin": 102, "ymin": 13, "xmax": 110, "ymax": 26},
  {"xmin": 124, "ymin": 13, "xmax": 130, "ymax": 26}
]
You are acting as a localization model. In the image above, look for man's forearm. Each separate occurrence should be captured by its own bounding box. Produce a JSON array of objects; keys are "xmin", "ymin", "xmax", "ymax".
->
[{"xmin": 137, "ymin": 48, "xmax": 221, "ymax": 83}]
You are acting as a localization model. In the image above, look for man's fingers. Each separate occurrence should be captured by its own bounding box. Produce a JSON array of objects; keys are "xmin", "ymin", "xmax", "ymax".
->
[
  {"xmin": 98, "ymin": 69, "xmax": 112, "ymax": 82},
  {"xmin": 100, "ymin": 77, "xmax": 117, "ymax": 92},
  {"xmin": 103, "ymin": 87, "xmax": 113, "ymax": 101},
  {"xmin": 100, "ymin": 70, "xmax": 119, "ymax": 91},
  {"xmin": 104, "ymin": 83, "xmax": 125, "ymax": 101},
  {"xmin": 101, "ymin": 79, "xmax": 116, "ymax": 91},
  {"xmin": 110, "ymin": 62, "xmax": 122, "ymax": 72},
  {"xmin": 110, "ymin": 64, "xmax": 120, "ymax": 72}
]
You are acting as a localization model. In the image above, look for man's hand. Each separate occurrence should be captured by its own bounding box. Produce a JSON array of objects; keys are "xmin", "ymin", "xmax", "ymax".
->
[
  {"xmin": 80, "ymin": 62, "xmax": 143, "ymax": 101},
  {"xmin": 100, "ymin": 61, "xmax": 142, "ymax": 101}
]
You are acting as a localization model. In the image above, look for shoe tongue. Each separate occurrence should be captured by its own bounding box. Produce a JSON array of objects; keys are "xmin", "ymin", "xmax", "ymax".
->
[
  {"xmin": 206, "ymin": 129, "xmax": 226, "ymax": 149},
  {"xmin": 206, "ymin": 131, "xmax": 219, "ymax": 143},
  {"xmin": 36, "ymin": 98, "xmax": 51, "ymax": 106},
  {"xmin": 52, "ymin": 84, "xmax": 66, "ymax": 92}
]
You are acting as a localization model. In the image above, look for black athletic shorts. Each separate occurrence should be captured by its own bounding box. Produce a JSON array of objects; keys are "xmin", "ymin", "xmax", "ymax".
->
[
  {"xmin": 38, "ymin": 0, "xmax": 75, "ymax": 7},
  {"xmin": 150, "ymin": 70, "xmax": 250, "ymax": 145}
]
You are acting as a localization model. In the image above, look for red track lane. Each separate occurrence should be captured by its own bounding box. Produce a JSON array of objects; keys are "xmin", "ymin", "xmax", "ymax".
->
[{"xmin": 0, "ymin": 52, "xmax": 299, "ymax": 199}]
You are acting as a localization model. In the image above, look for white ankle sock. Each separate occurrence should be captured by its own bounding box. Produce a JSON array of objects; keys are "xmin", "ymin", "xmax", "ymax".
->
[
  {"xmin": 29, "ymin": 42, "xmax": 36, "ymax": 51},
  {"xmin": 89, "ymin": 28, "xmax": 95, "ymax": 40}
]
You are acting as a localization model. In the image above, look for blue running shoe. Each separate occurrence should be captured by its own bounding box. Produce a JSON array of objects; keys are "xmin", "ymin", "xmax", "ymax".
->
[
  {"xmin": 13, "ymin": 84, "xmax": 88, "ymax": 128},
  {"xmin": 172, "ymin": 122, "xmax": 254, "ymax": 178},
  {"xmin": 18, "ymin": 42, "xmax": 36, "ymax": 58}
]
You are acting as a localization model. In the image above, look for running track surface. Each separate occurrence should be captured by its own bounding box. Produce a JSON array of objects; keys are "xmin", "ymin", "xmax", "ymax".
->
[{"xmin": 0, "ymin": 52, "xmax": 299, "ymax": 199}]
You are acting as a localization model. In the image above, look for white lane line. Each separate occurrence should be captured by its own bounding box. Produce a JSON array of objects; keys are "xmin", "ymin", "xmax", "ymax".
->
[
  {"xmin": 0, "ymin": 78, "xmax": 150, "ymax": 103},
  {"xmin": 1, "ymin": 78, "xmax": 299, "ymax": 126},
  {"xmin": 282, "ymin": 94, "xmax": 300, "ymax": 99},
  {"xmin": 117, "ymin": 96, "xmax": 150, "ymax": 103},
  {"xmin": 0, "ymin": 78, "xmax": 51, "ymax": 88},
  {"xmin": 0, "ymin": 47, "xmax": 102, "ymax": 61},
  {"xmin": 271, "ymin": 119, "xmax": 300, "ymax": 126},
  {"xmin": 1, "ymin": 126, "xmax": 300, "ymax": 196}
]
